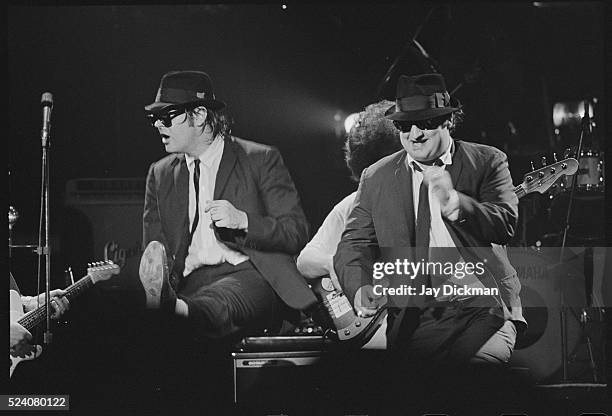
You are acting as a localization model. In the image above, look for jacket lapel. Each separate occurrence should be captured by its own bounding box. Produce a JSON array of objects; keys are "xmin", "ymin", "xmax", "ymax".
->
[
  {"xmin": 445, "ymin": 140, "xmax": 464, "ymax": 189},
  {"xmin": 393, "ymin": 151, "xmax": 415, "ymax": 246},
  {"xmin": 214, "ymin": 136, "xmax": 238, "ymax": 200},
  {"xmin": 172, "ymin": 155, "xmax": 189, "ymax": 220},
  {"xmin": 170, "ymin": 155, "xmax": 190, "ymax": 274}
]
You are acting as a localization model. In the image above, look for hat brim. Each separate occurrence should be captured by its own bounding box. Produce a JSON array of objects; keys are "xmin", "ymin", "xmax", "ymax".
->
[
  {"xmin": 384, "ymin": 106, "xmax": 458, "ymax": 121},
  {"xmin": 144, "ymin": 98, "xmax": 226, "ymax": 113}
]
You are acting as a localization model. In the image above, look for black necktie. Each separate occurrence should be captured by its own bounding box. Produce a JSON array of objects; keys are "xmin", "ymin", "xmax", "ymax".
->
[
  {"xmin": 172, "ymin": 159, "xmax": 200, "ymax": 290},
  {"xmin": 412, "ymin": 160, "xmax": 444, "ymax": 305},
  {"xmin": 413, "ymin": 161, "xmax": 444, "ymax": 254},
  {"xmin": 190, "ymin": 159, "xmax": 201, "ymax": 241}
]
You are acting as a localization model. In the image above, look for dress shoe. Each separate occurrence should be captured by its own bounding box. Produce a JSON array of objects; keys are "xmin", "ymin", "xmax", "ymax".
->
[{"xmin": 139, "ymin": 241, "xmax": 177, "ymax": 314}]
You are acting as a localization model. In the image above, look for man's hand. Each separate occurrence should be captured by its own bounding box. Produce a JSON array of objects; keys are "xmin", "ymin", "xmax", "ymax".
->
[
  {"xmin": 353, "ymin": 285, "xmax": 387, "ymax": 318},
  {"xmin": 204, "ymin": 200, "xmax": 248, "ymax": 230},
  {"xmin": 423, "ymin": 166, "xmax": 453, "ymax": 204},
  {"xmin": 423, "ymin": 167, "xmax": 459, "ymax": 218},
  {"xmin": 23, "ymin": 289, "xmax": 70, "ymax": 318},
  {"xmin": 10, "ymin": 322, "xmax": 32, "ymax": 355}
]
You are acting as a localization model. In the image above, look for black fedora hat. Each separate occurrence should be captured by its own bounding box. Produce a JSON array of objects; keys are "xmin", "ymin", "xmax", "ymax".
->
[
  {"xmin": 385, "ymin": 73, "xmax": 460, "ymax": 121},
  {"xmin": 145, "ymin": 70, "xmax": 225, "ymax": 113}
]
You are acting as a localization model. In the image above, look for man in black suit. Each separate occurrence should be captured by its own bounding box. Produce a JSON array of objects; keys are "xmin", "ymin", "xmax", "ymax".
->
[
  {"xmin": 334, "ymin": 73, "xmax": 526, "ymax": 366},
  {"xmin": 140, "ymin": 70, "xmax": 316, "ymax": 339}
]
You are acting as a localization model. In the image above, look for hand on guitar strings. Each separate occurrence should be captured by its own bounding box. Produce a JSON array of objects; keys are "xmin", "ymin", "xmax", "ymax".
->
[
  {"xmin": 22, "ymin": 289, "xmax": 70, "ymax": 318},
  {"xmin": 354, "ymin": 285, "xmax": 387, "ymax": 318}
]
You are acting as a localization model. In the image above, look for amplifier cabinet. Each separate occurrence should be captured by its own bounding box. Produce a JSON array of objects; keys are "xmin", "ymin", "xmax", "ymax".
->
[{"xmin": 232, "ymin": 350, "xmax": 325, "ymax": 409}]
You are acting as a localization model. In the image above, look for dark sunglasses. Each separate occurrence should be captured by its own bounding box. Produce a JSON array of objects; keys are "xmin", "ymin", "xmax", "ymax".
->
[
  {"xmin": 145, "ymin": 106, "xmax": 188, "ymax": 128},
  {"xmin": 393, "ymin": 115, "xmax": 450, "ymax": 132}
]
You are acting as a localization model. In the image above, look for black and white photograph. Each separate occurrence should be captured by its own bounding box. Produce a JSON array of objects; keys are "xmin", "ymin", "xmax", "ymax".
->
[{"xmin": 7, "ymin": 2, "xmax": 610, "ymax": 415}]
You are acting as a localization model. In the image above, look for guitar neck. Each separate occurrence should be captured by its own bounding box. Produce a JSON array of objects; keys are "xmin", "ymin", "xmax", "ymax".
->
[
  {"xmin": 514, "ymin": 184, "xmax": 527, "ymax": 199},
  {"xmin": 17, "ymin": 274, "xmax": 94, "ymax": 332}
]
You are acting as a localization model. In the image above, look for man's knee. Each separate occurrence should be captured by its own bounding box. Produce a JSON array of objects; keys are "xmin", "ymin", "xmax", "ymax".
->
[{"xmin": 471, "ymin": 320, "xmax": 517, "ymax": 364}]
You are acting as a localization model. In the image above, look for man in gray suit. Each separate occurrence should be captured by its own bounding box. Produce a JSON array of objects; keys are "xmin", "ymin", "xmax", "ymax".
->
[
  {"xmin": 140, "ymin": 70, "xmax": 316, "ymax": 339},
  {"xmin": 334, "ymin": 73, "xmax": 525, "ymax": 366}
]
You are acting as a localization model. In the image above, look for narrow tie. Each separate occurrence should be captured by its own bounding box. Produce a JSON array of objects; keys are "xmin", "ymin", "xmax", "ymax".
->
[
  {"xmin": 190, "ymin": 159, "xmax": 201, "ymax": 240},
  {"xmin": 413, "ymin": 161, "xmax": 443, "ymax": 252},
  {"xmin": 415, "ymin": 173, "xmax": 431, "ymax": 261},
  {"xmin": 412, "ymin": 160, "xmax": 443, "ymax": 305}
]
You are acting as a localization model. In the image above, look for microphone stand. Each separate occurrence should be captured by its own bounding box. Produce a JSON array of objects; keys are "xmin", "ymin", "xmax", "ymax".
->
[
  {"xmin": 558, "ymin": 99, "xmax": 593, "ymax": 382},
  {"xmin": 39, "ymin": 105, "xmax": 53, "ymax": 345}
]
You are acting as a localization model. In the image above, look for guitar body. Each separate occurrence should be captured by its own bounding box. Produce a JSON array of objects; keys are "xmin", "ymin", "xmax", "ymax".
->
[
  {"xmin": 310, "ymin": 277, "xmax": 387, "ymax": 348},
  {"xmin": 9, "ymin": 290, "xmax": 42, "ymax": 378}
]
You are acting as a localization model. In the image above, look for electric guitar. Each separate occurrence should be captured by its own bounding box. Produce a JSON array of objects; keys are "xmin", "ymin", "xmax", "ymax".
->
[
  {"xmin": 311, "ymin": 157, "xmax": 579, "ymax": 347},
  {"xmin": 9, "ymin": 261, "xmax": 120, "ymax": 378},
  {"xmin": 311, "ymin": 277, "xmax": 387, "ymax": 348}
]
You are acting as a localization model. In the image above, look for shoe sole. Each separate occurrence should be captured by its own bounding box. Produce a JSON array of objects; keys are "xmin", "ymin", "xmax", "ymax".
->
[{"xmin": 139, "ymin": 241, "xmax": 168, "ymax": 309}]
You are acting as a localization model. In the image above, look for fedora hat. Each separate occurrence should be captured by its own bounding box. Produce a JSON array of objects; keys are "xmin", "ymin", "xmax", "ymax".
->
[
  {"xmin": 385, "ymin": 73, "xmax": 460, "ymax": 121},
  {"xmin": 145, "ymin": 70, "xmax": 225, "ymax": 113}
]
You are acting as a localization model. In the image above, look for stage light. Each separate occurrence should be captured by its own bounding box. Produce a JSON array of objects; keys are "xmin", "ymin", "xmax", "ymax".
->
[
  {"xmin": 344, "ymin": 112, "xmax": 360, "ymax": 134},
  {"xmin": 281, "ymin": 4, "xmax": 287, "ymax": 10},
  {"xmin": 552, "ymin": 100, "xmax": 594, "ymax": 127}
]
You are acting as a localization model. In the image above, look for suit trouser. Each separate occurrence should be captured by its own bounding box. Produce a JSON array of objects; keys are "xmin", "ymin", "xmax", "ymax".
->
[
  {"xmin": 177, "ymin": 260, "xmax": 283, "ymax": 339},
  {"xmin": 379, "ymin": 304, "xmax": 519, "ymax": 414},
  {"xmin": 401, "ymin": 303, "xmax": 511, "ymax": 363}
]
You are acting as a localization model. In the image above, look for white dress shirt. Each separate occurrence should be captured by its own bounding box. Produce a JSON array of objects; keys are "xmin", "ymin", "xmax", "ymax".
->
[{"xmin": 183, "ymin": 137, "xmax": 249, "ymax": 276}]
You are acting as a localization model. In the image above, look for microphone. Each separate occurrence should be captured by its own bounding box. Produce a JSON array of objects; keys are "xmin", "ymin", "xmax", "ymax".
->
[{"xmin": 41, "ymin": 92, "xmax": 53, "ymax": 147}]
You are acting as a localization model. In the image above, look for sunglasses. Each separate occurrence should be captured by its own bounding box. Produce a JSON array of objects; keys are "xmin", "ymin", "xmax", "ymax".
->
[
  {"xmin": 393, "ymin": 115, "xmax": 450, "ymax": 132},
  {"xmin": 145, "ymin": 106, "xmax": 189, "ymax": 128}
]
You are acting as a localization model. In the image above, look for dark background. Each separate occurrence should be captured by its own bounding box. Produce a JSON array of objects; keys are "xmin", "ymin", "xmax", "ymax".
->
[{"xmin": 7, "ymin": 3, "xmax": 606, "ymax": 287}]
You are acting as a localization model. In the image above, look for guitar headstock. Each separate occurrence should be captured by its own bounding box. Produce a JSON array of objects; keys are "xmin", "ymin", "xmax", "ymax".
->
[
  {"xmin": 87, "ymin": 260, "xmax": 120, "ymax": 284},
  {"xmin": 520, "ymin": 158, "xmax": 579, "ymax": 195}
]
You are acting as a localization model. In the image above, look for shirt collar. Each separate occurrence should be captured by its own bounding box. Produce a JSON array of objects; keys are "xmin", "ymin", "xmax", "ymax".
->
[
  {"xmin": 185, "ymin": 135, "xmax": 224, "ymax": 168},
  {"xmin": 405, "ymin": 138, "xmax": 454, "ymax": 172}
]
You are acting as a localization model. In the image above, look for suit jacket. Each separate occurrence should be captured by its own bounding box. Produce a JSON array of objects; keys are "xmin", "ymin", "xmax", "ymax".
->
[
  {"xmin": 334, "ymin": 139, "xmax": 526, "ymax": 348},
  {"xmin": 143, "ymin": 135, "xmax": 317, "ymax": 311}
]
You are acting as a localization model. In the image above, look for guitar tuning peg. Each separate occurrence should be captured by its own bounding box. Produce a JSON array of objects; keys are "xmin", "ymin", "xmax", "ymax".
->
[
  {"xmin": 553, "ymin": 152, "xmax": 558, "ymax": 162},
  {"xmin": 530, "ymin": 161, "xmax": 535, "ymax": 171},
  {"xmin": 541, "ymin": 156, "xmax": 547, "ymax": 166}
]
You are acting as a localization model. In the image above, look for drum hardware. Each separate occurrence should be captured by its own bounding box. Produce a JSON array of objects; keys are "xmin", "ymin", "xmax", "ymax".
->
[
  {"xmin": 510, "ymin": 248, "xmax": 605, "ymax": 383},
  {"xmin": 560, "ymin": 148, "xmax": 604, "ymax": 193},
  {"xmin": 566, "ymin": 305, "xmax": 605, "ymax": 383},
  {"xmin": 509, "ymin": 248, "xmax": 583, "ymax": 381}
]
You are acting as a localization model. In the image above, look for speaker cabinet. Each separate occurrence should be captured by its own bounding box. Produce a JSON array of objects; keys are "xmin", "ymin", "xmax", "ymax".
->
[
  {"xmin": 64, "ymin": 178, "xmax": 144, "ymax": 269},
  {"xmin": 232, "ymin": 351, "xmax": 324, "ymax": 409}
]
